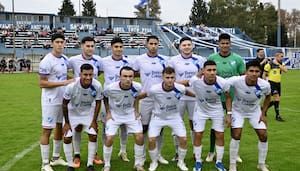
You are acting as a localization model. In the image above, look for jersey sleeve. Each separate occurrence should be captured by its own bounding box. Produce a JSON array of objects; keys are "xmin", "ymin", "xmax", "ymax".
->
[
  {"xmin": 237, "ymin": 57, "xmax": 246, "ymax": 75},
  {"xmin": 167, "ymin": 57, "xmax": 175, "ymax": 68},
  {"xmin": 264, "ymin": 81, "xmax": 271, "ymax": 96},
  {"xmin": 132, "ymin": 57, "xmax": 140, "ymax": 71},
  {"xmin": 264, "ymin": 63, "xmax": 271, "ymax": 72},
  {"xmin": 39, "ymin": 58, "xmax": 51, "ymax": 75},
  {"xmin": 189, "ymin": 75, "xmax": 198, "ymax": 87},
  {"xmin": 103, "ymin": 86, "xmax": 110, "ymax": 98},
  {"xmin": 95, "ymin": 82, "xmax": 103, "ymax": 100},
  {"xmin": 63, "ymin": 84, "xmax": 73, "ymax": 100},
  {"xmin": 226, "ymin": 76, "xmax": 239, "ymax": 87}
]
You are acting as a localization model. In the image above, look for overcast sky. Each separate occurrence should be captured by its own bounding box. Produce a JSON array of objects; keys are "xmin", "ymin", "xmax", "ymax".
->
[{"xmin": 0, "ymin": 0, "xmax": 298, "ymax": 24}]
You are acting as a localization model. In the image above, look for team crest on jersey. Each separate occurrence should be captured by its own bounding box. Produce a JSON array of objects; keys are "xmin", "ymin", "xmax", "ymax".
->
[
  {"xmin": 116, "ymin": 66, "xmax": 121, "ymax": 69},
  {"xmin": 47, "ymin": 117, "xmax": 53, "ymax": 123},
  {"xmin": 179, "ymin": 73, "xmax": 184, "ymax": 77},
  {"xmin": 116, "ymin": 104, "xmax": 121, "ymax": 108},
  {"xmin": 166, "ymin": 96, "xmax": 172, "ymax": 100},
  {"xmin": 245, "ymin": 91, "xmax": 251, "ymax": 94},
  {"xmin": 124, "ymin": 95, "xmax": 129, "ymax": 98},
  {"xmin": 206, "ymin": 90, "xmax": 212, "ymax": 93},
  {"xmin": 144, "ymin": 73, "xmax": 151, "ymax": 77},
  {"xmin": 230, "ymin": 61, "xmax": 236, "ymax": 65},
  {"xmin": 61, "ymin": 63, "xmax": 65, "ymax": 66}
]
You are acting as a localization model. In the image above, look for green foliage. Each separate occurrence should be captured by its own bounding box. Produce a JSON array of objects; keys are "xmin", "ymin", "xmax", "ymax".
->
[
  {"xmin": 189, "ymin": 0, "xmax": 208, "ymax": 25},
  {"xmin": 82, "ymin": 0, "xmax": 97, "ymax": 17},
  {"xmin": 58, "ymin": 0, "xmax": 76, "ymax": 16}
]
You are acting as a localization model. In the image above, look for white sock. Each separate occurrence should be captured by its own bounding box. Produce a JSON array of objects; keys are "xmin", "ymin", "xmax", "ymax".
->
[
  {"xmin": 178, "ymin": 147, "xmax": 187, "ymax": 163},
  {"xmin": 40, "ymin": 144, "xmax": 50, "ymax": 165},
  {"xmin": 230, "ymin": 139, "xmax": 240, "ymax": 164},
  {"xmin": 173, "ymin": 134, "xmax": 179, "ymax": 153},
  {"xmin": 149, "ymin": 147, "xmax": 158, "ymax": 162},
  {"xmin": 120, "ymin": 125, "xmax": 128, "ymax": 153},
  {"xmin": 52, "ymin": 140, "xmax": 62, "ymax": 158},
  {"xmin": 103, "ymin": 145, "xmax": 112, "ymax": 167},
  {"xmin": 73, "ymin": 131, "xmax": 81, "ymax": 155},
  {"xmin": 134, "ymin": 144, "xmax": 144, "ymax": 166},
  {"xmin": 63, "ymin": 143, "xmax": 73, "ymax": 167},
  {"xmin": 258, "ymin": 141, "xmax": 268, "ymax": 164},
  {"xmin": 216, "ymin": 145, "xmax": 224, "ymax": 163},
  {"xmin": 157, "ymin": 134, "xmax": 163, "ymax": 155},
  {"xmin": 87, "ymin": 141, "xmax": 97, "ymax": 166},
  {"xmin": 193, "ymin": 145, "xmax": 202, "ymax": 162}
]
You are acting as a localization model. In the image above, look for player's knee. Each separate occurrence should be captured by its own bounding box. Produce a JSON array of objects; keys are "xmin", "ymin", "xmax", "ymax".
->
[
  {"xmin": 135, "ymin": 133, "xmax": 144, "ymax": 145},
  {"xmin": 215, "ymin": 132, "xmax": 224, "ymax": 139},
  {"xmin": 231, "ymin": 132, "xmax": 241, "ymax": 140},
  {"xmin": 89, "ymin": 134, "xmax": 97, "ymax": 142},
  {"xmin": 105, "ymin": 136, "xmax": 114, "ymax": 146},
  {"xmin": 258, "ymin": 132, "xmax": 268, "ymax": 142},
  {"xmin": 64, "ymin": 137, "xmax": 72, "ymax": 144},
  {"xmin": 149, "ymin": 137, "xmax": 156, "ymax": 144},
  {"xmin": 179, "ymin": 136, "xmax": 187, "ymax": 147}
]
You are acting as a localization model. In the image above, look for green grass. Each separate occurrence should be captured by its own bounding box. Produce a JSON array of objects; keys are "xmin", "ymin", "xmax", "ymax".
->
[{"xmin": 0, "ymin": 71, "xmax": 299, "ymax": 171}]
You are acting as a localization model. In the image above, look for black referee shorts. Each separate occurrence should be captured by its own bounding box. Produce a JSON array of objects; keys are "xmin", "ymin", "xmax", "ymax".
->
[{"xmin": 269, "ymin": 80, "xmax": 281, "ymax": 96}]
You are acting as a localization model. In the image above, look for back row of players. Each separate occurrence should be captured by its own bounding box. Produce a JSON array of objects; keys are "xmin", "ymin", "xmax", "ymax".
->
[{"xmin": 39, "ymin": 33, "xmax": 286, "ymax": 171}]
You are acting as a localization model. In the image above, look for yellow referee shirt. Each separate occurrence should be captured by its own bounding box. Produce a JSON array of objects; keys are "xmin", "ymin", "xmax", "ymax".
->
[{"xmin": 264, "ymin": 62, "xmax": 283, "ymax": 83}]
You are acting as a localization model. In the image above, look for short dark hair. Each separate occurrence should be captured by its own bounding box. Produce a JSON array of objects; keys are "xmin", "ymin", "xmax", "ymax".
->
[
  {"xmin": 179, "ymin": 37, "xmax": 192, "ymax": 45},
  {"xmin": 246, "ymin": 60, "xmax": 261, "ymax": 70},
  {"xmin": 146, "ymin": 35, "xmax": 159, "ymax": 43},
  {"xmin": 162, "ymin": 66, "xmax": 175, "ymax": 75},
  {"xmin": 80, "ymin": 63, "xmax": 94, "ymax": 72},
  {"xmin": 81, "ymin": 36, "xmax": 95, "ymax": 44},
  {"xmin": 218, "ymin": 33, "xmax": 231, "ymax": 41},
  {"xmin": 111, "ymin": 37, "xmax": 123, "ymax": 46},
  {"xmin": 51, "ymin": 33, "xmax": 65, "ymax": 42},
  {"xmin": 256, "ymin": 48, "xmax": 264, "ymax": 53},
  {"xmin": 203, "ymin": 60, "xmax": 216, "ymax": 68},
  {"xmin": 119, "ymin": 66, "xmax": 134, "ymax": 76}
]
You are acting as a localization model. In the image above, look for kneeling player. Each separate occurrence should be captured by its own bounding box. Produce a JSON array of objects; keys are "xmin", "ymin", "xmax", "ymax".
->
[
  {"xmin": 62, "ymin": 64, "xmax": 103, "ymax": 171},
  {"xmin": 228, "ymin": 60, "xmax": 271, "ymax": 171},
  {"xmin": 189, "ymin": 60, "xmax": 231, "ymax": 171},
  {"xmin": 102, "ymin": 66, "xmax": 145, "ymax": 171},
  {"xmin": 139, "ymin": 67, "xmax": 195, "ymax": 171}
]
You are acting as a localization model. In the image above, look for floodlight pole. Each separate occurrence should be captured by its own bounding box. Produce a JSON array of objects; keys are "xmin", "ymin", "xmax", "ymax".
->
[
  {"xmin": 146, "ymin": 0, "xmax": 150, "ymax": 18},
  {"xmin": 12, "ymin": 0, "xmax": 16, "ymax": 59},
  {"xmin": 79, "ymin": 0, "xmax": 81, "ymax": 16},
  {"xmin": 277, "ymin": 0, "xmax": 281, "ymax": 47}
]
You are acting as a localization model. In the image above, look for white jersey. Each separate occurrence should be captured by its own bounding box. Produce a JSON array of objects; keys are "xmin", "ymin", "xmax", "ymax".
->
[
  {"xmin": 68, "ymin": 54, "xmax": 102, "ymax": 78},
  {"xmin": 100, "ymin": 55, "xmax": 134, "ymax": 88},
  {"xmin": 63, "ymin": 77, "xmax": 103, "ymax": 116},
  {"xmin": 148, "ymin": 83, "xmax": 186, "ymax": 120},
  {"xmin": 103, "ymin": 81, "xmax": 142, "ymax": 121},
  {"xmin": 39, "ymin": 53, "xmax": 69, "ymax": 105},
  {"xmin": 227, "ymin": 76, "xmax": 271, "ymax": 114},
  {"xmin": 168, "ymin": 54, "xmax": 206, "ymax": 101},
  {"xmin": 133, "ymin": 53, "xmax": 168, "ymax": 92},
  {"xmin": 190, "ymin": 75, "xmax": 230, "ymax": 114}
]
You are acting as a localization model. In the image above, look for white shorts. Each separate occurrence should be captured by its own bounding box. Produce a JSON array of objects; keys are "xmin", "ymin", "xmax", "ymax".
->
[
  {"xmin": 193, "ymin": 111, "xmax": 224, "ymax": 132},
  {"xmin": 105, "ymin": 119, "xmax": 143, "ymax": 136},
  {"xmin": 42, "ymin": 105, "xmax": 63, "ymax": 129},
  {"xmin": 231, "ymin": 110, "xmax": 266, "ymax": 129},
  {"xmin": 148, "ymin": 116, "xmax": 187, "ymax": 138},
  {"xmin": 178, "ymin": 100, "xmax": 196, "ymax": 120},
  {"xmin": 64, "ymin": 115, "xmax": 97, "ymax": 137},
  {"xmin": 140, "ymin": 98, "xmax": 154, "ymax": 125}
]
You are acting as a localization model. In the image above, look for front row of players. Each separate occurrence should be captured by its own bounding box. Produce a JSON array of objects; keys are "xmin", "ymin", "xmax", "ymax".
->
[{"xmin": 59, "ymin": 59, "xmax": 271, "ymax": 171}]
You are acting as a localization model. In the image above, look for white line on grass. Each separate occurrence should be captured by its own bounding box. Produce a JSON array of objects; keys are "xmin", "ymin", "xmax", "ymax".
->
[
  {"xmin": 0, "ymin": 141, "xmax": 39, "ymax": 171},
  {"xmin": 282, "ymin": 107, "xmax": 300, "ymax": 113}
]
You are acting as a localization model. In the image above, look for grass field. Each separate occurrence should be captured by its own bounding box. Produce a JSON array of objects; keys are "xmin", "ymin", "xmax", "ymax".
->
[{"xmin": 0, "ymin": 71, "xmax": 299, "ymax": 171}]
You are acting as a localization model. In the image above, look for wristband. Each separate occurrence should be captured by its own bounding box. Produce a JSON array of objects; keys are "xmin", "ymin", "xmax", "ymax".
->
[{"xmin": 227, "ymin": 111, "xmax": 232, "ymax": 115}]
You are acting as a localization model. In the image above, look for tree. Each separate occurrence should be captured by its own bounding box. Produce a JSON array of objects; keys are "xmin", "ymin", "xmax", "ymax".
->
[
  {"xmin": 82, "ymin": 0, "xmax": 97, "ymax": 17},
  {"xmin": 58, "ymin": 0, "xmax": 76, "ymax": 16},
  {"xmin": 189, "ymin": 0, "xmax": 208, "ymax": 25},
  {"xmin": 134, "ymin": 0, "xmax": 161, "ymax": 20}
]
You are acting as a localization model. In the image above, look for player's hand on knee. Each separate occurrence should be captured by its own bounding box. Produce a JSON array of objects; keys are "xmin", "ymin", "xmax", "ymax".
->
[
  {"xmin": 89, "ymin": 120, "xmax": 98, "ymax": 133},
  {"xmin": 225, "ymin": 114, "xmax": 232, "ymax": 128},
  {"xmin": 63, "ymin": 123, "xmax": 72, "ymax": 136},
  {"xmin": 259, "ymin": 114, "xmax": 267, "ymax": 126},
  {"xmin": 105, "ymin": 113, "xmax": 113, "ymax": 122}
]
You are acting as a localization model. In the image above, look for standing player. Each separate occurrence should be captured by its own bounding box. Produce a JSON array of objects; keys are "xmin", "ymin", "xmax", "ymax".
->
[
  {"xmin": 100, "ymin": 37, "xmax": 134, "ymax": 162},
  {"xmin": 39, "ymin": 33, "xmax": 73, "ymax": 171},
  {"xmin": 188, "ymin": 60, "xmax": 231, "ymax": 171},
  {"xmin": 138, "ymin": 67, "xmax": 195, "ymax": 171},
  {"xmin": 68, "ymin": 36, "xmax": 103, "ymax": 167},
  {"xmin": 263, "ymin": 51, "xmax": 288, "ymax": 121},
  {"xmin": 62, "ymin": 64, "xmax": 102, "ymax": 171},
  {"xmin": 102, "ymin": 66, "xmax": 145, "ymax": 171},
  {"xmin": 207, "ymin": 33, "xmax": 245, "ymax": 162},
  {"xmin": 255, "ymin": 49, "xmax": 268, "ymax": 78},
  {"xmin": 168, "ymin": 36, "xmax": 206, "ymax": 160},
  {"xmin": 228, "ymin": 60, "xmax": 271, "ymax": 171},
  {"xmin": 133, "ymin": 35, "xmax": 168, "ymax": 165}
]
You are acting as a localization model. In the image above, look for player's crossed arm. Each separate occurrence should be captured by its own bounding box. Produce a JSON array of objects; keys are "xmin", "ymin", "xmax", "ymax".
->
[{"xmin": 39, "ymin": 75, "xmax": 74, "ymax": 88}]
